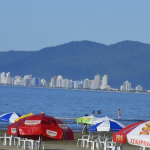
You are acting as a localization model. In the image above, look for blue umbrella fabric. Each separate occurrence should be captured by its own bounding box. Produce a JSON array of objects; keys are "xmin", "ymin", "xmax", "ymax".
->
[
  {"xmin": 0, "ymin": 112, "xmax": 21, "ymax": 123},
  {"xmin": 90, "ymin": 119, "xmax": 125, "ymax": 132}
]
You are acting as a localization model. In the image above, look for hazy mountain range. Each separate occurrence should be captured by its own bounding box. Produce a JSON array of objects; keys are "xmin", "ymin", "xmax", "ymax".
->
[{"xmin": 0, "ymin": 40, "xmax": 150, "ymax": 89}]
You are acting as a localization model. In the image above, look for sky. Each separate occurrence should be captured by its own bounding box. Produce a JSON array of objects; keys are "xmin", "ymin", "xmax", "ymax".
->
[{"xmin": 0, "ymin": 0, "xmax": 150, "ymax": 51}]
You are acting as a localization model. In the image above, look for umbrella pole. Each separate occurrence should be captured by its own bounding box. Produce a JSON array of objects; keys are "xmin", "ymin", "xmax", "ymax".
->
[{"xmin": 39, "ymin": 135, "xmax": 42, "ymax": 150}]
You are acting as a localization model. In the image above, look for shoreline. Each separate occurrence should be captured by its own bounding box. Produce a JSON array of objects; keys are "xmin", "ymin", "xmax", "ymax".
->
[
  {"xmin": 0, "ymin": 129, "xmax": 140, "ymax": 150},
  {"xmin": 0, "ymin": 84, "xmax": 149, "ymax": 95}
]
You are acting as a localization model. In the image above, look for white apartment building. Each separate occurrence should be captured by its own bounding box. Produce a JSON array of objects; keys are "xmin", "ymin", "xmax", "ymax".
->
[
  {"xmin": 83, "ymin": 78, "xmax": 91, "ymax": 89},
  {"xmin": 122, "ymin": 80, "xmax": 131, "ymax": 92},
  {"xmin": 93, "ymin": 74, "xmax": 101, "ymax": 90},
  {"xmin": 62, "ymin": 79, "xmax": 68, "ymax": 88},
  {"xmin": 6, "ymin": 72, "xmax": 10, "ymax": 78},
  {"xmin": 135, "ymin": 85, "xmax": 143, "ymax": 91},
  {"xmin": 57, "ymin": 75, "xmax": 62, "ymax": 88},
  {"xmin": 101, "ymin": 75, "xmax": 108, "ymax": 89}
]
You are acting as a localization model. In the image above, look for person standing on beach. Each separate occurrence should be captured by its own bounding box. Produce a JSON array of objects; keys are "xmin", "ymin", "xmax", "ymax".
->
[
  {"xmin": 118, "ymin": 109, "xmax": 124, "ymax": 119},
  {"xmin": 81, "ymin": 114, "xmax": 88, "ymax": 134}
]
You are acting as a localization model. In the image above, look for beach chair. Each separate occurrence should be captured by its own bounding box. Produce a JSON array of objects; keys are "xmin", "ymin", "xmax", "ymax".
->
[
  {"xmin": 2, "ymin": 133, "xmax": 13, "ymax": 146},
  {"xmin": 25, "ymin": 138, "xmax": 34, "ymax": 149},
  {"xmin": 14, "ymin": 136, "xmax": 21, "ymax": 146},
  {"xmin": 140, "ymin": 146, "xmax": 150, "ymax": 150},
  {"xmin": 17, "ymin": 138, "xmax": 26, "ymax": 149},
  {"xmin": 35, "ymin": 137, "xmax": 44, "ymax": 150},
  {"xmin": 77, "ymin": 133, "xmax": 95, "ymax": 148},
  {"xmin": 104, "ymin": 137, "xmax": 121, "ymax": 150},
  {"xmin": 86, "ymin": 138, "xmax": 100, "ymax": 150}
]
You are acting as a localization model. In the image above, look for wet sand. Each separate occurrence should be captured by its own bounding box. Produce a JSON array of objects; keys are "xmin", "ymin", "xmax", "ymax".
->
[{"xmin": 0, "ymin": 129, "xmax": 140, "ymax": 150}]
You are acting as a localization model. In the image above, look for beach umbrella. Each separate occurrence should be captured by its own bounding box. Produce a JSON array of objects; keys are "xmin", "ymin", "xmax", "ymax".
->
[
  {"xmin": 0, "ymin": 112, "xmax": 21, "ymax": 123},
  {"xmin": 113, "ymin": 121, "xmax": 150, "ymax": 148},
  {"xmin": 90, "ymin": 119, "xmax": 125, "ymax": 132},
  {"xmin": 76, "ymin": 115, "xmax": 97, "ymax": 125},
  {"xmin": 15, "ymin": 112, "xmax": 34, "ymax": 122},
  {"xmin": 7, "ymin": 113, "xmax": 74, "ymax": 150}
]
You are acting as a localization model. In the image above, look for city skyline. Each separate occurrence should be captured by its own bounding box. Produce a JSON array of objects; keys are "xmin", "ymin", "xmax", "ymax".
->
[{"xmin": 0, "ymin": 71, "xmax": 144, "ymax": 92}]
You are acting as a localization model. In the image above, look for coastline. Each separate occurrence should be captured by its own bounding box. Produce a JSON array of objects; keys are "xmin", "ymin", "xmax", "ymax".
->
[
  {"xmin": 0, "ymin": 84, "xmax": 149, "ymax": 95},
  {"xmin": 0, "ymin": 129, "xmax": 140, "ymax": 150}
]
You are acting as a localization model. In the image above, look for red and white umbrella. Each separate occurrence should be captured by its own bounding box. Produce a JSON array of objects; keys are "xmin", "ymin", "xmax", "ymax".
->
[
  {"xmin": 7, "ymin": 113, "xmax": 74, "ymax": 149},
  {"xmin": 113, "ymin": 121, "xmax": 150, "ymax": 147}
]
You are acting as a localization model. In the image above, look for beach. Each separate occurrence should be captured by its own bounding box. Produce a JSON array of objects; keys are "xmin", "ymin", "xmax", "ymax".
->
[{"xmin": 0, "ymin": 130, "xmax": 140, "ymax": 150}]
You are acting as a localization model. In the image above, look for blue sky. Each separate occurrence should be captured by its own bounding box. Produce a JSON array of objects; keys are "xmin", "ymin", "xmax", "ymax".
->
[{"xmin": 0, "ymin": 1, "xmax": 150, "ymax": 51}]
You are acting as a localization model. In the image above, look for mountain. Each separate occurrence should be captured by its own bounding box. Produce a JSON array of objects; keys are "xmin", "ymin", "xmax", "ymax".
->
[{"xmin": 0, "ymin": 40, "xmax": 150, "ymax": 89}]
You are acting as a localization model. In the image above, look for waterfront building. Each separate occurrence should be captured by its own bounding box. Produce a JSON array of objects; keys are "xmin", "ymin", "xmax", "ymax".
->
[
  {"xmin": 101, "ymin": 75, "xmax": 108, "ymax": 89},
  {"xmin": 6, "ymin": 72, "xmax": 10, "ymax": 78},
  {"xmin": 57, "ymin": 75, "xmax": 62, "ymax": 88},
  {"xmin": 41, "ymin": 79, "xmax": 47, "ymax": 87},
  {"xmin": 31, "ymin": 77, "xmax": 41, "ymax": 86},
  {"xmin": 120, "ymin": 85, "xmax": 124, "ymax": 91},
  {"xmin": 135, "ymin": 85, "xmax": 143, "ymax": 91},
  {"xmin": 0, "ymin": 72, "xmax": 5, "ymax": 84},
  {"xmin": 62, "ymin": 79, "xmax": 68, "ymax": 88},
  {"xmin": 73, "ymin": 81, "xmax": 78, "ymax": 89},
  {"xmin": 122, "ymin": 80, "xmax": 131, "ymax": 92},
  {"xmin": 93, "ymin": 75, "xmax": 101, "ymax": 90},
  {"xmin": 83, "ymin": 78, "xmax": 91, "ymax": 89},
  {"xmin": 14, "ymin": 76, "xmax": 21, "ymax": 85},
  {"xmin": 77, "ymin": 82, "xmax": 82, "ymax": 89}
]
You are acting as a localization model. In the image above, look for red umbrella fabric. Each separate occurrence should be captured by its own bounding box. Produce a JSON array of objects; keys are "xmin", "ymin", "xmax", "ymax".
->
[
  {"xmin": 7, "ymin": 114, "xmax": 74, "ymax": 141},
  {"xmin": 113, "ymin": 121, "xmax": 150, "ymax": 147}
]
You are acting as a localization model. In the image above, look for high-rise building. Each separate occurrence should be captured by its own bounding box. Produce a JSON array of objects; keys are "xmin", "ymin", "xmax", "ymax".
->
[
  {"xmin": 83, "ymin": 78, "xmax": 91, "ymax": 89},
  {"xmin": 93, "ymin": 75, "xmax": 100, "ymax": 90},
  {"xmin": 135, "ymin": 85, "xmax": 143, "ymax": 91},
  {"xmin": 57, "ymin": 75, "xmax": 62, "ymax": 88},
  {"xmin": 122, "ymin": 81, "xmax": 131, "ymax": 92},
  {"xmin": 6, "ymin": 72, "xmax": 10, "ymax": 78},
  {"xmin": 101, "ymin": 75, "xmax": 108, "ymax": 89}
]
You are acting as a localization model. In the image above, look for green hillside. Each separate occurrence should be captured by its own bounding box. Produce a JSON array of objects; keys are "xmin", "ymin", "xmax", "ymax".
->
[{"xmin": 0, "ymin": 40, "xmax": 150, "ymax": 89}]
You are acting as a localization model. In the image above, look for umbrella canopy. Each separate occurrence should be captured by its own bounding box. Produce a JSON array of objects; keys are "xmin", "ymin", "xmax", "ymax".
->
[
  {"xmin": 0, "ymin": 112, "xmax": 21, "ymax": 123},
  {"xmin": 76, "ymin": 115, "xmax": 97, "ymax": 124},
  {"xmin": 113, "ymin": 121, "xmax": 150, "ymax": 147},
  {"xmin": 15, "ymin": 113, "xmax": 34, "ymax": 122},
  {"xmin": 7, "ymin": 113, "xmax": 74, "ymax": 141},
  {"xmin": 90, "ymin": 116, "xmax": 110, "ymax": 125},
  {"xmin": 90, "ymin": 119, "xmax": 125, "ymax": 132}
]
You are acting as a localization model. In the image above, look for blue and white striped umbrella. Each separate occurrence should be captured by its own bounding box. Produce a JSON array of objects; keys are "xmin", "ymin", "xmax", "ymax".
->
[
  {"xmin": 90, "ymin": 118, "xmax": 125, "ymax": 132},
  {"xmin": 0, "ymin": 112, "xmax": 21, "ymax": 123}
]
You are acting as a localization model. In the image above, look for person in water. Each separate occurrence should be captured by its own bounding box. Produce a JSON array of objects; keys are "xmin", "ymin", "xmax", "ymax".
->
[
  {"xmin": 98, "ymin": 110, "xmax": 101, "ymax": 114},
  {"xmin": 81, "ymin": 114, "xmax": 88, "ymax": 134},
  {"xmin": 92, "ymin": 110, "xmax": 95, "ymax": 114},
  {"xmin": 118, "ymin": 109, "xmax": 124, "ymax": 119}
]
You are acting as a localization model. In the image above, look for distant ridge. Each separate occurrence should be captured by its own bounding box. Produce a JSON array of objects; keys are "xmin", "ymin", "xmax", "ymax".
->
[{"xmin": 0, "ymin": 40, "xmax": 150, "ymax": 89}]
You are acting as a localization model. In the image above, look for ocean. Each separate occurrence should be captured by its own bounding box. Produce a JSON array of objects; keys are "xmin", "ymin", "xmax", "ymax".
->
[{"xmin": 0, "ymin": 86, "xmax": 149, "ymax": 132}]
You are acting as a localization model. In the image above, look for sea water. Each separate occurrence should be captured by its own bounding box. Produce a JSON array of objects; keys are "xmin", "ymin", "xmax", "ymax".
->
[{"xmin": 0, "ymin": 86, "xmax": 149, "ymax": 131}]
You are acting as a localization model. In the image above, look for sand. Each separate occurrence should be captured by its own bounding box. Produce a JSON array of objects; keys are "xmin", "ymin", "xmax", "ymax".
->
[{"xmin": 0, "ymin": 129, "xmax": 140, "ymax": 150}]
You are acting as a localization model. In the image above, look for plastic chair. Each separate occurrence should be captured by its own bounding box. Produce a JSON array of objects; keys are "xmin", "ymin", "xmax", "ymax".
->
[
  {"xmin": 25, "ymin": 138, "xmax": 34, "ymax": 149},
  {"xmin": 140, "ymin": 147, "xmax": 150, "ymax": 150},
  {"xmin": 14, "ymin": 137, "xmax": 21, "ymax": 146},
  {"xmin": 35, "ymin": 139, "xmax": 44, "ymax": 150},
  {"xmin": 17, "ymin": 138, "xmax": 26, "ymax": 149},
  {"xmin": 97, "ymin": 134, "xmax": 105, "ymax": 148},
  {"xmin": 86, "ymin": 138, "xmax": 100, "ymax": 150},
  {"xmin": 105, "ymin": 137, "xmax": 121, "ymax": 150},
  {"xmin": 77, "ymin": 134, "xmax": 89, "ymax": 147},
  {"xmin": 3, "ymin": 133, "xmax": 13, "ymax": 146}
]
